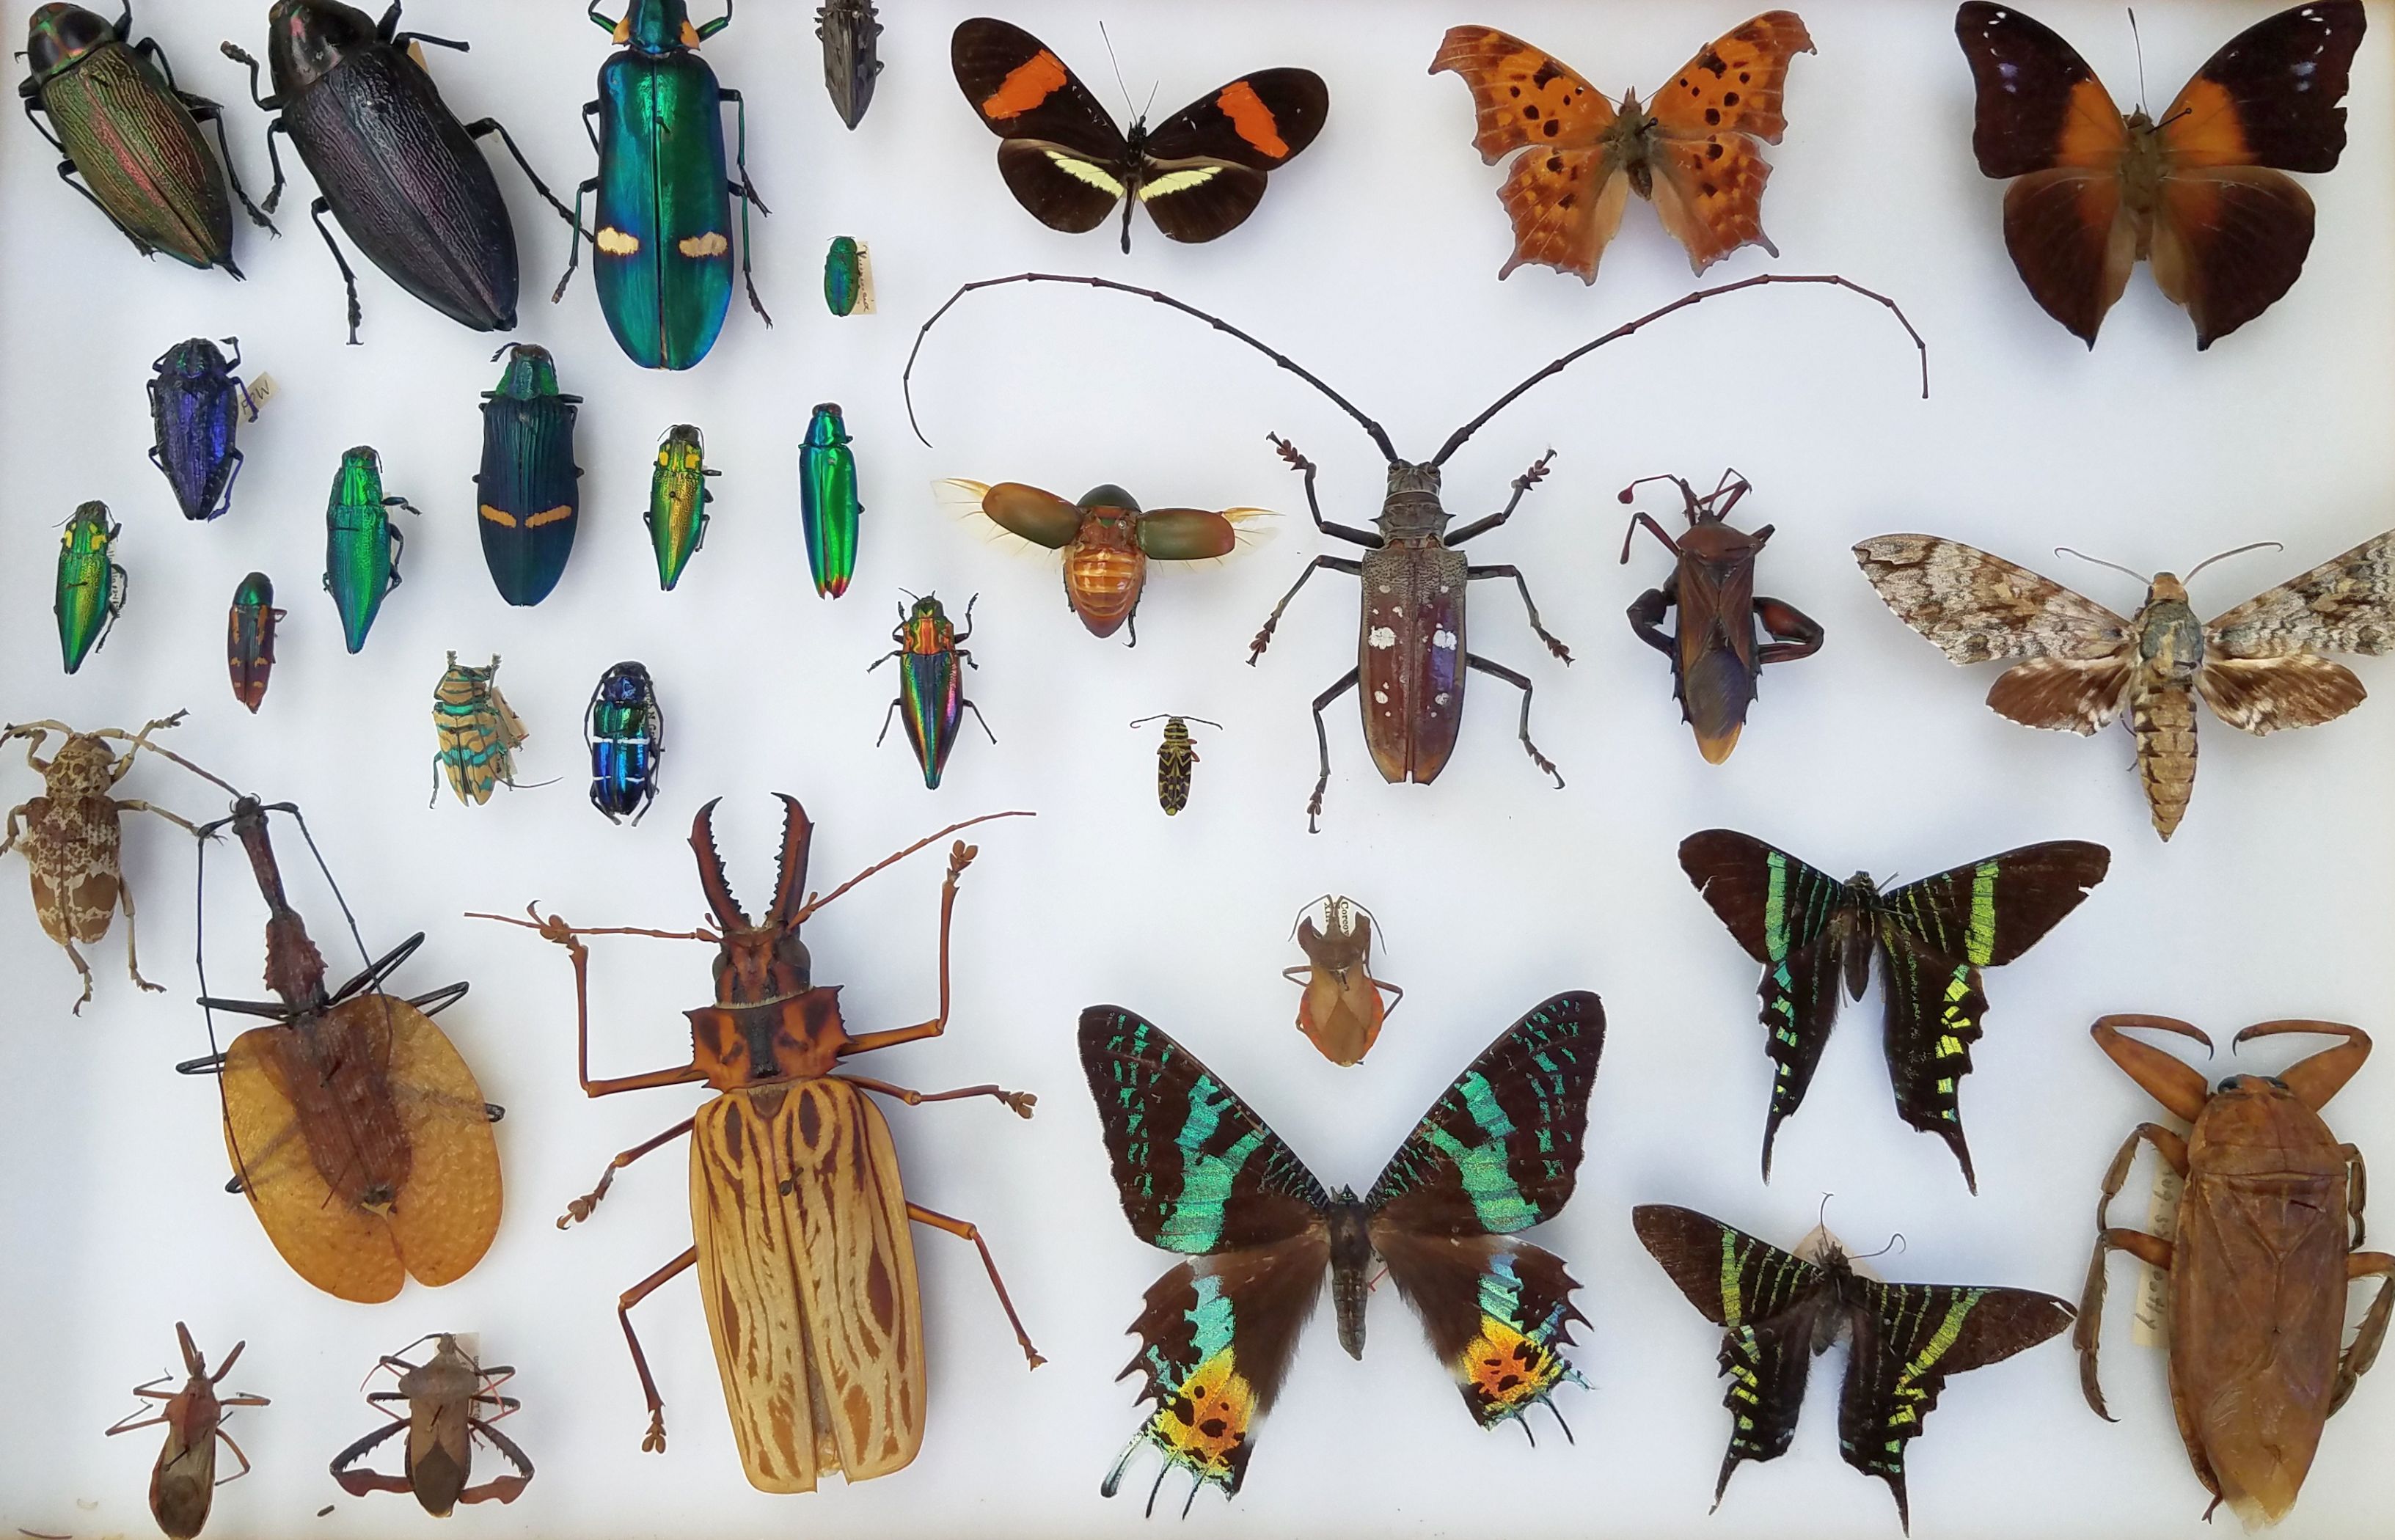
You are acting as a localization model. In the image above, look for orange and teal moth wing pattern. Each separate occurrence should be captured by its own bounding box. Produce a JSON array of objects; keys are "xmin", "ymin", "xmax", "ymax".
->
[{"xmin": 1078, "ymin": 993, "xmax": 1601, "ymax": 1511}]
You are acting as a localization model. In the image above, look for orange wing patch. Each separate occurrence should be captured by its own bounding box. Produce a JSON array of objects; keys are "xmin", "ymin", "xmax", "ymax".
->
[
  {"xmin": 1647, "ymin": 11, "xmax": 1815, "ymax": 142},
  {"xmin": 2158, "ymin": 76, "xmax": 2255, "ymax": 171},
  {"xmin": 1214, "ymin": 81, "xmax": 1292, "ymax": 160},
  {"xmin": 981, "ymin": 50, "xmax": 1069, "ymax": 121},
  {"xmin": 1650, "ymin": 131, "xmax": 1779, "ymax": 270},
  {"xmin": 1496, "ymin": 147, "xmax": 1631, "ymax": 280},
  {"xmin": 1429, "ymin": 26, "xmax": 1617, "ymax": 162}
]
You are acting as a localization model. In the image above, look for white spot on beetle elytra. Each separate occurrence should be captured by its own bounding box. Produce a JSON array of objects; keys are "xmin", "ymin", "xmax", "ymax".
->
[
  {"xmin": 1373, "ymin": 690, "xmax": 1388, "ymax": 704},
  {"xmin": 1433, "ymin": 628, "xmax": 1458, "ymax": 650},
  {"xmin": 1367, "ymin": 626, "xmax": 1397, "ymax": 648},
  {"xmin": 679, "ymin": 232, "xmax": 730, "ymax": 258},
  {"xmin": 1434, "ymin": 692, "xmax": 1451, "ymax": 705},
  {"xmin": 596, "ymin": 227, "xmax": 641, "ymax": 254}
]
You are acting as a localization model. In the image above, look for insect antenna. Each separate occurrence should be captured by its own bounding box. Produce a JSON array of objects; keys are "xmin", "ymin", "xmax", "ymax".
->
[
  {"xmin": 1617, "ymin": 473, "xmax": 1700, "ymax": 510},
  {"xmin": 904, "ymin": 273, "xmax": 1397, "ymax": 461},
  {"xmin": 1853, "ymin": 1231, "xmax": 1908, "ymax": 1262},
  {"xmin": 2184, "ymin": 540, "xmax": 2284, "ymax": 583},
  {"xmin": 2128, "ymin": 9, "xmax": 2148, "ymax": 112},
  {"xmin": 1097, "ymin": 21, "xmax": 1137, "ymax": 124},
  {"xmin": 1433, "ymin": 274, "xmax": 1928, "ymax": 467},
  {"xmin": 2053, "ymin": 546, "xmax": 2151, "ymax": 585}
]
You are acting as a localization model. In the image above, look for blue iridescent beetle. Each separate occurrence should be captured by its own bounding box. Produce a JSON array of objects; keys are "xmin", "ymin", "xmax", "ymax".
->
[
  {"xmin": 148, "ymin": 337, "xmax": 256, "ymax": 521},
  {"xmin": 586, "ymin": 660, "xmax": 663, "ymax": 824}
]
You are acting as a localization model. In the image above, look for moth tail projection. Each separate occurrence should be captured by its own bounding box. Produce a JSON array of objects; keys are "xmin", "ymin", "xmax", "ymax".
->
[
  {"xmin": 2129, "ymin": 681, "xmax": 2199, "ymax": 840},
  {"xmin": 1377, "ymin": 1232, "xmax": 1588, "ymax": 1440}
]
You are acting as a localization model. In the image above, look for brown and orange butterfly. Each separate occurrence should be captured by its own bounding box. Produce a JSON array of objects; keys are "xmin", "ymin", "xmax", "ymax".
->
[
  {"xmin": 1956, "ymin": 1, "xmax": 2366, "ymax": 348},
  {"xmin": 1430, "ymin": 13, "xmax": 1815, "ymax": 282}
]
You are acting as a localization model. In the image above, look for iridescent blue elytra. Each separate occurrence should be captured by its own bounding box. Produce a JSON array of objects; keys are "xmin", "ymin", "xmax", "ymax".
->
[
  {"xmin": 585, "ymin": 659, "xmax": 663, "ymax": 824},
  {"xmin": 558, "ymin": 0, "xmax": 769, "ymax": 371},
  {"xmin": 147, "ymin": 337, "xmax": 256, "ymax": 521},
  {"xmin": 475, "ymin": 342, "xmax": 583, "ymax": 606}
]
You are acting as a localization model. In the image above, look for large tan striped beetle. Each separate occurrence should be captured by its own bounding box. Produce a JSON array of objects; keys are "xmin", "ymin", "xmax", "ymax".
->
[{"xmin": 905, "ymin": 271, "xmax": 1924, "ymax": 829}]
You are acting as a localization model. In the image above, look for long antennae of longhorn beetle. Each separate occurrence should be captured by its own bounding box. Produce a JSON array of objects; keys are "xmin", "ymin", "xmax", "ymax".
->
[
  {"xmin": 1431, "ymin": 274, "xmax": 1929, "ymax": 468},
  {"xmin": 903, "ymin": 273, "xmax": 1399, "ymax": 461}
]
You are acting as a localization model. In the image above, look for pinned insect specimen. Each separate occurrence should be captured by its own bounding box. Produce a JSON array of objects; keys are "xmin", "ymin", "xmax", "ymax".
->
[
  {"xmin": 588, "ymin": 661, "xmax": 663, "ymax": 826},
  {"xmin": 473, "ymin": 800, "xmax": 1042, "ymax": 1493},
  {"xmin": 647, "ymin": 424, "xmax": 719, "ymax": 590},
  {"xmin": 2076, "ymin": 1016, "xmax": 2394, "ymax": 1524},
  {"xmin": 56, "ymin": 499, "xmax": 127, "ymax": 672},
  {"xmin": 940, "ymin": 480, "xmax": 1267, "ymax": 644},
  {"xmin": 950, "ymin": 18, "xmax": 1328, "ymax": 252},
  {"xmin": 2, "ymin": 713, "xmax": 206, "ymax": 1011},
  {"xmin": 1284, "ymin": 895, "xmax": 1402, "ymax": 1066},
  {"xmin": 1856, "ymin": 529, "xmax": 2395, "ymax": 840},
  {"xmin": 185, "ymin": 793, "xmax": 500, "ymax": 1302},
  {"xmin": 1956, "ymin": 1, "xmax": 2366, "ymax": 348},
  {"xmin": 1080, "ymin": 992, "xmax": 1601, "ymax": 1511},
  {"xmin": 800, "ymin": 403, "xmax": 861, "ymax": 598},
  {"xmin": 106, "ymin": 1323, "xmax": 269, "ymax": 1540},
  {"xmin": 872, "ymin": 593, "xmax": 992, "ymax": 789},
  {"xmin": 431, "ymin": 654, "xmax": 528, "ymax": 807},
  {"xmin": 1620, "ymin": 470, "xmax": 1820, "ymax": 762},
  {"xmin": 824, "ymin": 235, "xmax": 871, "ymax": 314},
  {"xmin": 1635, "ymin": 1203, "xmax": 2073, "ymax": 1531},
  {"xmin": 476, "ymin": 342, "xmax": 583, "ymax": 608},
  {"xmin": 907, "ymin": 271, "xmax": 1924, "ymax": 829},
  {"xmin": 1678, "ymin": 829, "xmax": 2109, "ymax": 1189},
  {"xmin": 331, "ymin": 1334, "xmax": 532, "ymax": 1514},
  {"xmin": 818, "ymin": 0, "xmax": 881, "ymax": 128},
  {"xmin": 150, "ymin": 337, "xmax": 257, "ymax": 522},
  {"xmin": 227, "ymin": 573, "xmax": 285, "ymax": 714},
  {"xmin": 323, "ymin": 446, "xmax": 415, "ymax": 655},
  {"xmin": 1431, "ymin": 14, "xmax": 1816, "ymax": 282},
  {"xmin": 1128, "ymin": 714, "xmax": 1220, "ymax": 815}
]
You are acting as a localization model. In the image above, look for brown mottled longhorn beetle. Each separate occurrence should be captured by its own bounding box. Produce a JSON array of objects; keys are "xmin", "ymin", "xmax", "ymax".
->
[
  {"xmin": 905, "ymin": 273, "xmax": 1925, "ymax": 829},
  {"xmin": 472, "ymin": 797, "xmax": 1043, "ymax": 1495}
]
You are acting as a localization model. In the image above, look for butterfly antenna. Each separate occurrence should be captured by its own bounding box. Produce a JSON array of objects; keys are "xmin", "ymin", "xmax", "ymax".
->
[
  {"xmin": 2184, "ymin": 540, "xmax": 2285, "ymax": 584},
  {"xmin": 2127, "ymin": 10, "xmax": 2148, "ymax": 114},
  {"xmin": 1097, "ymin": 21, "xmax": 1137, "ymax": 124},
  {"xmin": 1435, "ymin": 274, "xmax": 1928, "ymax": 466},
  {"xmin": 904, "ymin": 274, "xmax": 1397, "ymax": 460},
  {"xmin": 2054, "ymin": 546, "xmax": 2152, "ymax": 586},
  {"xmin": 1817, "ymin": 1191, "xmax": 1835, "ymax": 1233},
  {"xmin": 1855, "ymin": 1231, "xmax": 1908, "ymax": 1262}
]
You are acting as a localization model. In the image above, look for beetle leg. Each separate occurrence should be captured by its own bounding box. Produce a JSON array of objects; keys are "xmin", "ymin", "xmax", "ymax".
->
[
  {"xmin": 1753, "ymin": 597, "xmax": 1826, "ymax": 664},
  {"xmin": 578, "ymin": 98, "xmax": 601, "ymax": 154},
  {"xmin": 905, "ymin": 1203, "xmax": 1046, "ymax": 1369},
  {"xmin": 1249, "ymin": 556, "xmax": 1363, "ymax": 664},
  {"xmin": 2075, "ymin": 1224, "xmax": 2173, "ymax": 1421},
  {"xmin": 1617, "ymin": 507, "xmax": 1686, "ymax": 565},
  {"xmin": 2345, "ymin": 1143, "xmax": 2369, "ymax": 1248},
  {"xmin": 306, "ymin": 197, "xmax": 365, "ymax": 345},
  {"xmin": 616, "ymin": 1247, "xmax": 699, "ymax": 1453},
  {"xmin": 109, "ymin": 867, "xmax": 164, "ymax": 996},
  {"xmin": 328, "ymin": 1417, "xmax": 413, "ymax": 1496},
  {"xmin": 549, "ymin": 177, "xmax": 599, "ymax": 303},
  {"xmin": 1304, "ymin": 667, "xmax": 1361, "ymax": 833},
  {"xmin": 1468, "ymin": 564, "xmax": 1572, "ymax": 662},
  {"xmin": 1, "ymin": 801, "xmax": 30, "ymax": 854},
  {"xmin": 49, "ymin": 157, "xmax": 154, "ymax": 256},
  {"xmin": 873, "ymin": 697, "xmax": 902, "ymax": 748},
  {"xmin": 458, "ymin": 118, "xmax": 588, "ymax": 236},
  {"xmin": 2091, "ymin": 1015, "xmax": 2214, "ymax": 1123},
  {"xmin": 1266, "ymin": 434, "xmax": 1377, "ymax": 546},
  {"xmin": 843, "ymin": 1072, "xmax": 1036, "ymax": 1119},
  {"xmin": 2331, "ymin": 1251, "xmax": 2395, "ymax": 1414},
  {"xmin": 1466, "ymin": 654, "xmax": 1565, "ymax": 790},
  {"xmin": 962, "ymin": 698, "xmax": 998, "ymax": 744},
  {"xmin": 719, "ymin": 89, "xmax": 775, "ymax": 324},
  {"xmin": 214, "ymin": 450, "xmax": 247, "ymax": 521},
  {"xmin": 843, "ymin": 839, "xmax": 984, "ymax": 1055},
  {"xmin": 117, "ymin": 798, "xmax": 200, "ymax": 837},
  {"xmin": 183, "ymin": 93, "xmax": 276, "ymax": 231},
  {"xmin": 21, "ymin": 95, "xmax": 65, "ymax": 155},
  {"xmin": 62, "ymin": 935, "xmax": 96, "ymax": 1013},
  {"xmin": 557, "ymin": 1118, "xmax": 694, "ymax": 1228},
  {"xmin": 1626, "ymin": 582, "xmax": 1676, "ymax": 659},
  {"xmin": 1446, "ymin": 450, "xmax": 1554, "ymax": 545}
]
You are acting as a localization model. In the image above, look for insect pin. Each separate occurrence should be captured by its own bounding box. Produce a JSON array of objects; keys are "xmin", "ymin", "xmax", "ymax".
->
[
  {"xmin": 1128, "ymin": 715, "xmax": 1221, "ymax": 815},
  {"xmin": 1284, "ymin": 895, "xmax": 1403, "ymax": 1066},
  {"xmin": 106, "ymin": 1322, "xmax": 271, "ymax": 1540},
  {"xmin": 1621, "ymin": 470, "xmax": 1821, "ymax": 762},
  {"xmin": 330, "ymin": 1333, "xmax": 532, "ymax": 1514},
  {"xmin": 431, "ymin": 653, "xmax": 529, "ymax": 807},
  {"xmin": 872, "ymin": 593, "xmax": 994, "ymax": 789},
  {"xmin": 906, "ymin": 269, "xmax": 1926, "ymax": 829}
]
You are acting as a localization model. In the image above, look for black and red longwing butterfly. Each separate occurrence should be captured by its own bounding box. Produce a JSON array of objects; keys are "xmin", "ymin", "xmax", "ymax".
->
[
  {"xmin": 1634, "ymin": 1204, "xmax": 2074, "ymax": 1533},
  {"xmin": 1955, "ymin": 1, "xmax": 2366, "ymax": 348},
  {"xmin": 1078, "ymin": 992, "xmax": 1601, "ymax": 1511},
  {"xmin": 951, "ymin": 18, "xmax": 1329, "ymax": 252},
  {"xmin": 1678, "ymin": 830, "xmax": 2109, "ymax": 1191}
]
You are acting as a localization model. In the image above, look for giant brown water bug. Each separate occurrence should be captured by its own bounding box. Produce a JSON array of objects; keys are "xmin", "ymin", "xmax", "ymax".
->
[{"xmin": 905, "ymin": 272, "xmax": 1926, "ymax": 828}]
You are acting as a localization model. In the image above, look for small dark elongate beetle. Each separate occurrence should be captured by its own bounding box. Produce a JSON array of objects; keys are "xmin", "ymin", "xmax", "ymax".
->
[
  {"xmin": 1620, "ymin": 469, "xmax": 1823, "ymax": 763},
  {"xmin": 222, "ymin": 0, "xmax": 582, "ymax": 342},
  {"xmin": 906, "ymin": 272, "xmax": 1925, "ymax": 829}
]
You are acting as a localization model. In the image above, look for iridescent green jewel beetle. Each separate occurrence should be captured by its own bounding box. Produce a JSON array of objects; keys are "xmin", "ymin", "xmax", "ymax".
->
[
  {"xmin": 647, "ymin": 424, "xmax": 719, "ymax": 590},
  {"xmin": 56, "ymin": 502, "xmax": 127, "ymax": 673},
  {"xmin": 799, "ymin": 403, "xmax": 861, "ymax": 598},
  {"xmin": 323, "ymin": 446, "xmax": 417, "ymax": 654},
  {"xmin": 824, "ymin": 235, "xmax": 869, "ymax": 316}
]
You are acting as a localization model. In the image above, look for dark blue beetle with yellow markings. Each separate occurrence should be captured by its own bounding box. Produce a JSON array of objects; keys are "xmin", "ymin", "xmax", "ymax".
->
[{"xmin": 475, "ymin": 343, "xmax": 582, "ymax": 606}]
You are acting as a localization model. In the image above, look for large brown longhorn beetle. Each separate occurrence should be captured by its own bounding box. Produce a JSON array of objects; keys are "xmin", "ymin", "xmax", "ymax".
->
[{"xmin": 906, "ymin": 273, "xmax": 1923, "ymax": 829}]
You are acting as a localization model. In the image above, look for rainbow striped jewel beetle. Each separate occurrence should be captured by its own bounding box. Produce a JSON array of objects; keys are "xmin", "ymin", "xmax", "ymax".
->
[
  {"xmin": 904, "ymin": 271, "xmax": 1927, "ymax": 829},
  {"xmin": 21, "ymin": 2, "xmax": 273, "ymax": 276},
  {"xmin": 871, "ymin": 593, "xmax": 993, "ymax": 789},
  {"xmin": 323, "ymin": 446, "xmax": 415, "ymax": 654},
  {"xmin": 647, "ymin": 424, "xmax": 718, "ymax": 590},
  {"xmin": 150, "ymin": 337, "xmax": 258, "ymax": 522},
  {"xmin": 799, "ymin": 403, "xmax": 860, "ymax": 598},
  {"xmin": 469, "ymin": 798, "xmax": 1044, "ymax": 1493},
  {"xmin": 553, "ymin": 0, "xmax": 772, "ymax": 371},
  {"xmin": 475, "ymin": 342, "xmax": 583, "ymax": 607},
  {"xmin": 56, "ymin": 501, "xmax": 127, "ymax": 673}
]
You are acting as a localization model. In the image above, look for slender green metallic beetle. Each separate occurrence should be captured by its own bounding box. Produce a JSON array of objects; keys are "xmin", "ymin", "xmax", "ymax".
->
[
  {"xmin": 323, "ymin": 446, "xmax": 417, "ymax": 654},
  {"xmin": 799, "ymin": 403, "xmax": 860, "ymax": 598},
  {"xmin": 56, "ymin": 502, "xmax": 127, "ymax": 673},
  {"xmin": 647, "ymin": 424, "xmax": 719, "ymax": 590}
]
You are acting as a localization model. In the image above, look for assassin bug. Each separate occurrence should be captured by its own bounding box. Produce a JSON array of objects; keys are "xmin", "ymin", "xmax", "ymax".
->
[
  {"xmin": 470, "ymin": 799, "xmax": 1043, "ymax": 1493},
  {"xmin": 1129, "ymin": 714, "xmax": 1221, "ymax": 814},
  {"xmin": 106, "ymin": 1323, "xmax": 270, "ymax": 1540},
  {"xmin": 906, "ymin": 272, "xmax": 1925, "ymax": 829},
  {"xmin": 1, "ymin": 712, "xmax": 213, "ymax": 1011},
  {"xmin": 1284, "ymin": 893, "xmax": 1402, "ymax": 1066},
  {"xmin": 1620, "ymin": 469, "xmax": 1823, "ymax": 763},
  {"xmin": 331, "ymin": 1333, "xmax": 533, "ymax": 1514},
  {"xmin": 183, "ymin": 792, "xmax": 499, "ymax": 1302}
]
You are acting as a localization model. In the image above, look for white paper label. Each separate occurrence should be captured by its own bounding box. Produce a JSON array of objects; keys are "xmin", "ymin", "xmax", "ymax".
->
[
  {"xmin": 246, "ymin": 373, "xmax": 277, "ymax": 412},
  {"xmin": 2131, "ymin": 1162, "xmax": 2183, "ymax": 1348}
]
